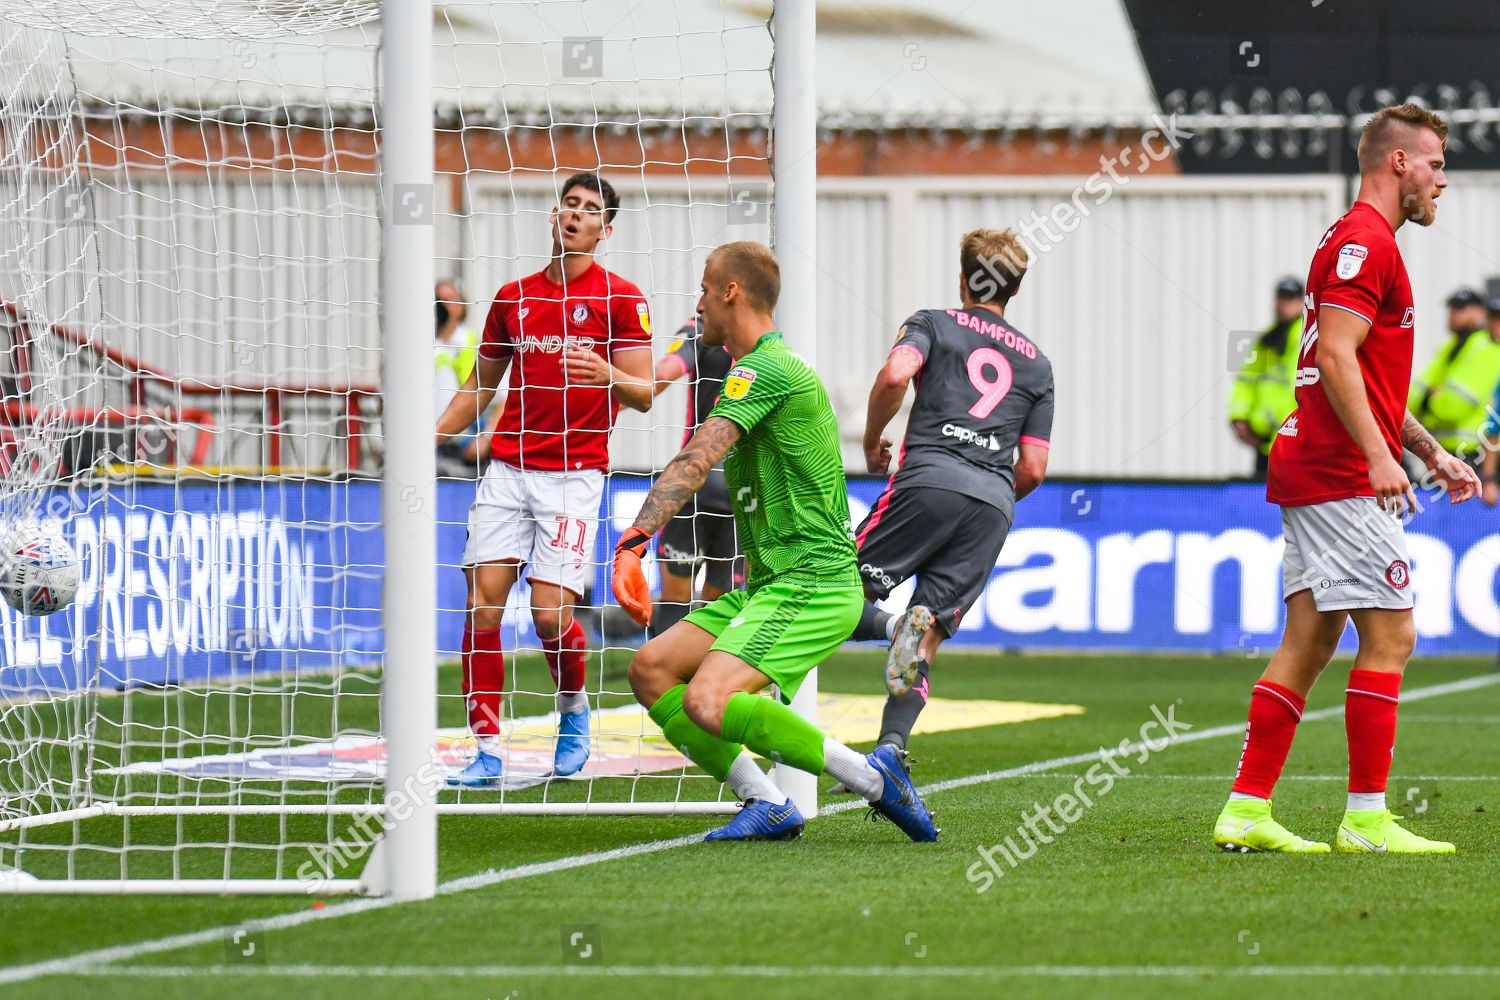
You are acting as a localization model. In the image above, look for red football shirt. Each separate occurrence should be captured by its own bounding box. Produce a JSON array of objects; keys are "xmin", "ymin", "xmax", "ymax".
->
[
  {"xmin": 1267, "ymin": 201, "xmax": 1415, "ymax": 506},
  {"xmin": 479, "ymin": 263, "xmax": 652, "ymax": 472}
]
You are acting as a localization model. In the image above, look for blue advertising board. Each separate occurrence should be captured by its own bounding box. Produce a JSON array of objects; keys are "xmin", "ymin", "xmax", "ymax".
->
[
  {"xmin": 0, "ymin": 482, "xmax": 384, "ymax": 696},
  {"xmin": 604, "ymin": 478, "xmax": 1500, "ymax": 658},
  {"xmin": 4, "ymin": 476, "xmax": 1498, "ymax": 696}
]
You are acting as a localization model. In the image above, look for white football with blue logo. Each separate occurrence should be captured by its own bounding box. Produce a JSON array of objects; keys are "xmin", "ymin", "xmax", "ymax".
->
[{"xmin": 0, "ymin": 530, "xmax": 79, "ymax": 617}]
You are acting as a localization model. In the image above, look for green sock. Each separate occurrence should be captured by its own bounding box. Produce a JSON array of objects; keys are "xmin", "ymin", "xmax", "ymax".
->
[
  {"xmin": 647, "ymin": 684, "xmax": 742, "ymax": 783},
  {"xmin": 720, "ymin": 691, "xmax": 826, "ymax": 774}
]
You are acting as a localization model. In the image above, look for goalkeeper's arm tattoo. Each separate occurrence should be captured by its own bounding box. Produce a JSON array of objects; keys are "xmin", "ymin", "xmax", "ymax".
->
[
  {"xmin": 1402, "ymin": 411, "xmax": 1441, "ymax": 465},
  {"xmin": 632, "ymin": 417, "xmax": 742, "ymax": 535}
]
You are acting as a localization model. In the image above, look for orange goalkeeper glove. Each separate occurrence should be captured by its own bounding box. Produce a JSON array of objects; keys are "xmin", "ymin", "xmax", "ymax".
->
[{"xmin": 612, "ymin": 527, "xmax": 653, "ymax": 627}]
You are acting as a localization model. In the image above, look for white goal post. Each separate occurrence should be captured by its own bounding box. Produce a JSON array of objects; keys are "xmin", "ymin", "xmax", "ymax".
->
[
  {"xmin": 379, "ymin": 0, "xmax": 438, "ymax": 903},
  {"xmin": 0, "ymin": 0, "xmax": 815, "ymax": 895}
]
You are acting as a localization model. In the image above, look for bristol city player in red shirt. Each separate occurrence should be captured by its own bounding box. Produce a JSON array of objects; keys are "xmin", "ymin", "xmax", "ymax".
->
[
  {"xmin": 435, "ymin": 173, "xmax": 654, "ymax": 786},
  {"xmin": 1213, "ymin": 106, "xmax": 1479, "ymax": 855}
]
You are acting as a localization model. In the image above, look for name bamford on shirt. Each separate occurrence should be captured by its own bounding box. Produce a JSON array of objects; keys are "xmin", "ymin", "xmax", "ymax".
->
[{"xmin": 945, "ymin": 309, "xmax": 1038, "ymax": 358}]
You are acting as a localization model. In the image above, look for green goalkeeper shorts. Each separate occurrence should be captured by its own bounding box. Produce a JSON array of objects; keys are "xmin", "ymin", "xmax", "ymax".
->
[{"xmin": 684, "ymin": 581, "xmax": 864, "ymax": 704}]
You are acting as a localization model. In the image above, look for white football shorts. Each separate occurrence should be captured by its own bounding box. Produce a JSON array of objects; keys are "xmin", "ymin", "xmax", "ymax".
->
[
  {"xmin": 462, "ymin": 460, "xmax": 604, "ymax": 596},
  {"xmin": 1281, "ymin": 497, "xmax": 1413, "ymax": 612}
]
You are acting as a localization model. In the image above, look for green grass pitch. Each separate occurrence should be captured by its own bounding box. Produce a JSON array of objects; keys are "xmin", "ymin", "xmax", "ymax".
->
[{"xmin": 3, "ymin": 649, "xmax": 1500, "ymax": 999}]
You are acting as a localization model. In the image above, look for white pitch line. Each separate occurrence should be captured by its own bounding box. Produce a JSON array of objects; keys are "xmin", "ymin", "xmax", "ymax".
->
[
  {"xmin": 821, "ymin": 672, "xmax": 1500, "ymax": 810},
  {"xmin": 3, "ymin": 671, "xmax": 1497, "ymax": 987},
  {"xmin": 65, "ymin": 962, "xmax": 1500, "ymax": 980},
  {"xmin": 0, "ymin": 834, "xmax": 701, "ymax": 987}
]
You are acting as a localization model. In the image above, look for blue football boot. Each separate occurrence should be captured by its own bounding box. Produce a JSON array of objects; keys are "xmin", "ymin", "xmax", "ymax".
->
[
  {"xmin": 704, "ymin": 798, "xmax": 806, "ymax": 842},
  {"xmin": 866, "ymin": 744, "xmax": 939, "ymax": 842},
  {"xmin": 446, "ymin": 749, "xmax": 503, "ymax": 787},
  {"xmin": 553, "ymin": 705, "xmax": 591, "ymax": 777}
]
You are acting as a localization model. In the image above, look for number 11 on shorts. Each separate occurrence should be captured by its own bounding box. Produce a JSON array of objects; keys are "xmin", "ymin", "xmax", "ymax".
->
[{"xmin": 551, "ymin": 516, "xmax": 588, "ymax": 556}]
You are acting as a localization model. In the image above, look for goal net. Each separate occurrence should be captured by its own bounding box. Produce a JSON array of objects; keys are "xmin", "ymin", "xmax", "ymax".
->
[{"xmin": 0, "ymin": 0, "xmax": 784, "ymax": 894}]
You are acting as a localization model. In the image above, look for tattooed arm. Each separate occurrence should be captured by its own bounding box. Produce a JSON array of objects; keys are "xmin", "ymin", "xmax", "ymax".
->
[
  {"xmin": 1405, "ymin": 409, "xmax": 1481, "ymax": 503},
  {"xmin": 632, "ymin": 416, "xmax": 742, "ymax": 534},
  {"xmin": 1402, "ymin": 411, "xmax": 1441, "ymax": 466}
]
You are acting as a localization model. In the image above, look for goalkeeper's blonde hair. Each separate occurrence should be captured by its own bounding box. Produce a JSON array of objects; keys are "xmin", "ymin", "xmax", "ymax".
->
[{"xmin": 709, "ymin": 241, "xmax": 780, "ymax": 312}]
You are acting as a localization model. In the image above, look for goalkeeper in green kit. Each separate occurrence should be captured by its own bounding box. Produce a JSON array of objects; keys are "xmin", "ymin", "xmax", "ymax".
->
[{"xmin": 612, "ymin": 241, "xmax": 938, "ymax": 842}]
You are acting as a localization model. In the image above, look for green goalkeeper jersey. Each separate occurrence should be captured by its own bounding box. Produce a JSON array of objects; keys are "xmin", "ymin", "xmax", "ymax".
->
[{"xmin": 705, "ymin": 332, "xmax": 860, "ymax": 593}]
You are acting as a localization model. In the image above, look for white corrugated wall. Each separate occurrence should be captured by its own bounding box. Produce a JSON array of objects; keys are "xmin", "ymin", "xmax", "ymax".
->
[
  {"xmin": 892, "ymin": 176, "xmax": 1343, "ymax": 478},
  {"xmin": 87, "ymin": 173, "xmax": 382, "ymax": 388},
  {"xmin": 54, "ymin": 170, "xmax": 1500, "ymax": 478},
  {"xmin": 23, "ymin": 172, "xmax": 384, "ymax": 470}
]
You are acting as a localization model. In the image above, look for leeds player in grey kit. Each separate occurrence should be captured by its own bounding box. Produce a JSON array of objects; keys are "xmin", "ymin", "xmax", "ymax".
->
[{"xmin": 849, "ymin": 228, "xmax": 1054, "ymax": 754}]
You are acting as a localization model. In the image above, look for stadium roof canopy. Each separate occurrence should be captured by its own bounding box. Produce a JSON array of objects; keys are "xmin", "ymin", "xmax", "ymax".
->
[{"xmin": 21, "ymin": 0, "xmax": 1158, "ymax": 131}]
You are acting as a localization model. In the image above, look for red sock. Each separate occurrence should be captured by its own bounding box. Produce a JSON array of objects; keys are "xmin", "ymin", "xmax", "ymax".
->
[
  {"xmin": 463, "ymin": 625, "xmax": 505, "ymax": 735},
  {"xmin": 1346, "ymin": 668, "xmax": 1402, "ymax": 794},
  {"xmin": 542, "ymin": 618, "xmax": 588, "ymax": 696},
  {"xmin": 460, "ymin": 620, "xmax": 473, "ymax": 679},
  {"xmin": 1230, "ymin": 680, "xmax": 1306, "ymax": 799}
]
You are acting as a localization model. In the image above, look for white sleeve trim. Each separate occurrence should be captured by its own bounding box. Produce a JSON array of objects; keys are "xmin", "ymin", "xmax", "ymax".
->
[{"xmin": 1321, "ymin": 302, "xmax": 1374, "ymax": 325}]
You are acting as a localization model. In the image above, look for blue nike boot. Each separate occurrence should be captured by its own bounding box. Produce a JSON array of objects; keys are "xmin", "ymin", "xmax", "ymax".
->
[
  {"xmin": 553, "ymin": 705, "xmax": 591, "ymax": 777},
  {"xmin": 446, "ymin": 750, "xmax": 503, "ymax": 787},
  {"xmin": 866, "ymin": 744, "xmax": 939, "ymax": 842},
  {"xmin": 704, "ymin": 798, "xmax": 806, "ymax": 842}
]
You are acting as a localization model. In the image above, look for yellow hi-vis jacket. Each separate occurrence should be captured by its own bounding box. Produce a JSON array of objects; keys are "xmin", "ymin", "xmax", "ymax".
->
[
  {"xmin": 1228, "ymin": 317, "xmax": 1303, "ymax": 454},
  {"xmin": 1408, "ymin": 328, "xmax": 1500, "ymax": 453},
  {"xmin": 434, "ymin": 326, "xmax": 480, "ymax": 388}
]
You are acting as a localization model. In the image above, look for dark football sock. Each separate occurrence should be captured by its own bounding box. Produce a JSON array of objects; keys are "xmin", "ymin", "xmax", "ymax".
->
[
  {"xmin": 878, "ymin": 658, "xmax": 931, "ymax": 750},
  {"xmin": 850, "ymin": 600, "xmax": 894, "ymax": 642},
  {"xmin": 648, "ymin": 600, "xmax": 692, "ymax": 638}
]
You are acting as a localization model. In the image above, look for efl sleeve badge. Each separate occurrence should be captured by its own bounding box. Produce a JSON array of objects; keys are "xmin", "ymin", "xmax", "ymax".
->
[
  {"xmin": 723, "ymin": 366, "xmax": 757, "ymax": 399},
  {"xmin": 1335, "ymin": 243, "xmax": 1367, "ymax": 280}
]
